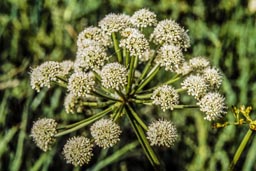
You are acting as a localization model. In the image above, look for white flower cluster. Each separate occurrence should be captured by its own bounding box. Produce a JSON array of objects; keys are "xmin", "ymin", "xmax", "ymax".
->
[{"xmin": 30, "ymin": 8, "xmax": 227, "ymax": 167}]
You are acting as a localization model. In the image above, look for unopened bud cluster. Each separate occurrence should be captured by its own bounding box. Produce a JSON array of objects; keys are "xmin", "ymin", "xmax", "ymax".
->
[{"xmin": 30, "ymin": 8, "xmax": 227, "ymax": 167}]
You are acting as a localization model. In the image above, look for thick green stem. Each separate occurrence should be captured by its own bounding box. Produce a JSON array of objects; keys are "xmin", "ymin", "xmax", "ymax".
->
[
  {"xmin": 55, "ymin": 104, "xmax": 119, "ymax": 136},
  {"xmin": 134, "ymin": 93, "xmax": 152, "ymax": 99},
  {"xmin": 229, "ymin": 129, "xmax": 254, "ymax": 171},
  {"xmin": 82, "ymin": 101, "xmax": 115, "ymax": 108},
  {"xmin": 138, "ymin": 74, "xmax": 182, "ymax": 94},
  {"xmin": 125, "ymin": 107, "xmax": 161, "ymax": 169},
  {"xmin": 126, "ymin": 103, "xmax": 148, "ymax": 131},
  {"xmin": 138, "ymin": 53, "xmax": 156, "ymax": 81},
  {"xmin": 134, "ymin": 65, "xmax": 160, "ymax": 94},
  {"xmin": 130, "ymin": 98, "xmax": 152, "ymax": 105},
  {"xmin": 126, "ymin": 56, "xmax": 137, "ymax": 94},
  {"xmin": 124, "ymin": 48, "xmax": 129, "ymax": 67},
  {"xmin": 92, "ymin": 90, "xmax": 120, "ymax": 102},
  {"xmin": 112, "ymin": 104, "xmax": 124, "ymax": 121},
  {"xmin": 163, "ymin": 75, "xmax": 181, "ymax": 85},
  {"xmin": 112, "ymin": 32, "xmax": 122, "ymax": 63}
]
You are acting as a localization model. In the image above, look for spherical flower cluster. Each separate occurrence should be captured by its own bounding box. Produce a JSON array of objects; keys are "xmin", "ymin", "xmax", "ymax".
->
[
  {"xmin": 30, "ymin": 61, "xmax": 61, "ymax": 92},
  {"xmin": 197, "ymin": 92, "xmax": 227, "ymax": 121},
  {"xmin": 63, "ymin": 136, "xmax": 94, "ymax": 166},
  {"xmin": 131, "ymin": 8, "xmax": 157, "ymax": 28},
  {"xmin": 181, "ymin": 75, "xmax": 208, "ymax": 100},
  {"xmin": 64, "ymin": 93, "xmax": 84, "ymax": 114},
  {"xmin": 77, "ymin": 38, "xmax": 100, "ymax": 51},
  {"xmin": 188, "ymin": 56, "xmax": 210, "ymax": 71},
  {"xmin": 90, "ymin": 118, "xmax": 122, "ymax": 149},
  {"xmin": 99, "ymin": 13, "xmax": 132, "ymax": 35},
  {"xmin": 147, "ymin": 119, "xmax": 178, "ymax": 147},
  {"xmin": 155, "ymin": 44, "xmax": 184, "ymax": 72},
  {"xmin": 202, "ymin": 67, "xmax": 222, "ymax": 90},
  {"xmin": 77, "ymin": 26, "xmax": 112, "ymax": 47},
  {"xmin": 151, "ymin": 85, "xmax": 179, "ymax": 111},
  {"xmin": 100, "ymin": 62, "xmax": 127, "ymax": 90},
  {"xmin": 150, "ymin": 19, "xmax": 190, "ymax": 50},
  {"xmin": 75, "ymin": 44, "xmax": 108, "ymax": 72},
  {"xmin": 30, "ymin": 118, "xmax": 57, "ymax": 152},
  {"xmin": 120, "ymin": 29, "xmax": 150, "ymax": 59},
  {"xmin": 67, "ymin": 72, "xmax": 95, "ymax": 97}
]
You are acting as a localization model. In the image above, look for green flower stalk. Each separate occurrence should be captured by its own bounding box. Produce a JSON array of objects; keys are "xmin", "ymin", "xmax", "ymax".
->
[{"xmin": 29, "ymin": 8, "xmax": 227, "ymax": 169}]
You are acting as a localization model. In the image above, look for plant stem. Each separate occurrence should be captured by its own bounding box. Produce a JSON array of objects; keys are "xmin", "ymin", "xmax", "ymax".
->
[
  {"xmin": 124, "ymin": 48, "xmax": 129, "ymax": 67},
  {"xmin": 133, "ymin": 64, "xmax": 160, "ymax": 94},
  {"xmin": 134, "ymin": 93, "xmax": 152, "ymax": 99},
  {"xmin": 163, "ymin": 75, "xmax": 181, "ymax": 85},
  {"xmin": 125, "ymin": 107, "xmax": 161, "ymax": 169},
  {"xmin": 138, "ymin": 53, "xmax": 156, "ymax": 81},
  {"xmin": 229, "ymin": 129, "xmax": 254, "ymax": 171},
  {"xmin": 138, "ymin": 74, "xmax": 182, "ymax": 94},
  {"xmin": 130, "ymin": 98, "xmax": 152, "ymax": 105},
  {"xmin": 126, "ymin": 55, "xmax": 137, "ymax": 94},
  {"xmin": 82, "ymin": 101, "xmax": 115, "ymax": 108},
  {"xmin": 126, "ymin": 103, "xmax": 148, "ymax": 131},
  {"xmin": 112, "ymin": 32, "xmax": 122, "ymax": 63},
  {"xmin": 92, "ymin": 89, "xmax": 120, "ymax": 102},
  {"xmin": 55, "ymin": 103, "xmax": 119, "ymax": 136},
  {"xmin": 112, "ymin": 104, "xmax": 124, "ymax": 121}
]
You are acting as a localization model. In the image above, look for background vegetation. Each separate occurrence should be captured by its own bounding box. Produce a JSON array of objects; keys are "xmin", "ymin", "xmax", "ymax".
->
[{"xmin": 1, "ymin": 0, "xmax": 256, "ymax": 170}]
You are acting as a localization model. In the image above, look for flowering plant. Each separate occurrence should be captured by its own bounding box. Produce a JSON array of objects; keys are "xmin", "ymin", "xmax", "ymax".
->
[{"xmin": 30, "ymin": 9, "xmax": 226, "ymax": 169}]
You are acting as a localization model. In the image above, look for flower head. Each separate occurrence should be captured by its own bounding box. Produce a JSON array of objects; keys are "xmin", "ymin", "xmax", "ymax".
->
[
  {"xmin": 75, "ymin": 44, "xmax": 108, "ymax": 72},
  {"xmin": 30, "ymin": 61, "xmax": 61, "ymax": 92},
  {"xmin": 101, "ymin": 62, "xmax": 127, "ymax": 90},
  {"xmin": 155, "ymin": 44, "xmax": 184, "ymax": 72},
  {"xmin": 63, "ymin": 136, "xmax": 94, "ymax": 166},
  {"xmin": 150, "ymin": 19, "xmax": 190, "ymax": 50},
  {"xmin": 202, "ymin": 67, "xmax": 222, "ymax": 90},
  {"xmin": 77, "ymin": 38, "xmax": 101, "ymax": 51},
  {"xmin": 151, "ymin": 85, "xmax": 179, "ymax": 111},
  {"xmin": 90, "ymin": 118, "xmax": 122, "ymax": 148},
  {"xmin": 77, "ymin": 26, "xmax": 112, "ymax": 47},
  {"xmin": 30, "ymin": 118, "xmax": 57, "ymax": 151},
  {"xmin": 189, "ymin": 56, "xmax": 210, "ymax": 71},
  {"xmin": 120, "ymin": 29, "xmax": 150, "ymax": 59},
  {"xmin": 99, "ymin": 13, "xmax": 131, "ymax": 35},
  {"xmin": 181, "ymin": 75, "xmax": 208, "ymax": 100},
  {"xmin": 131, "ymin": 8, "xmax": 157, "ymax": 28},
  {"xmin": 147, "ymin": 119, "xmax": 178, "ymax": 147},
  {"xmin": 197, "ymin": 92, "xmax": 227, "ymax": 121},
  {"xmin": 67, "ymin": 72, "xmax": 95, "ymax": 97}
]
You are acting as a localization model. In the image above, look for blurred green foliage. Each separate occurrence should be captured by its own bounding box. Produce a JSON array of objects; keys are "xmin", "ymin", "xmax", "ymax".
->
[{"xmin": 1, "ymin": 0, "xmax": 256, "ymax": 170}]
